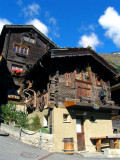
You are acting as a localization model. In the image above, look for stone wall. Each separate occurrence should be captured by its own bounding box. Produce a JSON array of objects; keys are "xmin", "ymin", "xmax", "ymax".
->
[{"xmin": 1, "ymin": 123, "xmax": 54, "ymax": 152}]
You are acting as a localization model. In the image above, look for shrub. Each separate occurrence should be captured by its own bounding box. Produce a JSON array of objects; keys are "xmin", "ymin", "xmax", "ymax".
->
[
  {"xmin": 30, "ymin": 115, "xmax": 41, "ymax": 131},
  {"xmin": 16, "ymin": 110, "xmax": 29, "ymax": 128}
]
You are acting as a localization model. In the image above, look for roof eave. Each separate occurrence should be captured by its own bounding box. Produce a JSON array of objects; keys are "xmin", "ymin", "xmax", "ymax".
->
[
  {"xmin": 51, "ymin": 48, "xmax": 117, "ymax": 76},
  {"xmin": 1, "ymin": 25, "xmax": 58, "ymax": 48}
]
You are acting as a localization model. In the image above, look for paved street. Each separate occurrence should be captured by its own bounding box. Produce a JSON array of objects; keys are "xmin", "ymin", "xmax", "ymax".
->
[{"xmin": 0, "ymin": 132, "xmax": 120, "ymax": 160}]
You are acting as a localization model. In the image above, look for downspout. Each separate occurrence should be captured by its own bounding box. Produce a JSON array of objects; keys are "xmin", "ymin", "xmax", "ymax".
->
[{"xmin": 50, "ymin": 108, "xmax": 53, "ymax": 134}]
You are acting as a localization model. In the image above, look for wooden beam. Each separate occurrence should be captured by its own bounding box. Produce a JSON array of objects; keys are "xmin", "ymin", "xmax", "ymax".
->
[{"xmin": 65, "ymin": 101, "xmax": 76, "ymax": 107}]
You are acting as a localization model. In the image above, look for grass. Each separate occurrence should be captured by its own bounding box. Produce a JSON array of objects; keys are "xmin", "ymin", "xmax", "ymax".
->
[{"xmin": 14, "ymin": 124, "xmax": 50, "ymax": 134}]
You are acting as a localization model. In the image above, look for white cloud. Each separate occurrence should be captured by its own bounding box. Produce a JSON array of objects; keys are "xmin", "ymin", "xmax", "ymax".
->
[
  {"xmin": 0, "ymin": 18, "xmax": 11, "ymax": 33},
  {"xmin": 26, "ymin": 19, "xmax": 49, "ymax": 36},
  {"xmin": 78, "ymin": 33, "xmax": 101, "ymax": 50},
  {"xmin": 23, "ymin": 3, "xmax": 40, "ymax": 17},
  {"xmin": 49, "ymin": 17, "xmax": 56, "ymax": 25},
  {"xmin": 78, "ymin": 24, "xmax": 96, "ymax": 33},
  {"xmin": 99, "ymin": 7, "xmax": 120, "ymax": 47},
  {"xmin": 17, "ymin": 0, "xmax": 22, "ymax": 6},
  {"xmin": 45, "ymin": 12, "xmax": 59, "ymax": 38}
]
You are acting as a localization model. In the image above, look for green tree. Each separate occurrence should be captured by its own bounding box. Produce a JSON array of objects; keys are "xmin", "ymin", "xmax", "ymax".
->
[
  {"xmin": 0, "ymin": 102, "xmax": 29, "ymax": 128},
  {"xmin": 0, "ymin": 102, "xmax": 16, "ymax": 123}
]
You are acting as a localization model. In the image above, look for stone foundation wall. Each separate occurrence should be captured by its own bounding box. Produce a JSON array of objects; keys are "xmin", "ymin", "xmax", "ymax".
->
[{"xmin": 1, "ymin": 123, "xmax": 54, "ymax": 152}]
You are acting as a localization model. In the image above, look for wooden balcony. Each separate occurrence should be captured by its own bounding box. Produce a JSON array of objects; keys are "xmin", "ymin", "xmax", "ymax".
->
[
  {"xmin": 65, "ymin": 98, "xmax": 119, "ymax": 111},
  {"xmin": 8, "ymin": 95, "xmax": 20, "ymax": 100}
]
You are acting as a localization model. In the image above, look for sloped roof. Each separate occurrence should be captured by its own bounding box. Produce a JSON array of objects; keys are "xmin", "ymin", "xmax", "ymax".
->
[
  {"xmin": 51, "ymin": 47, "xmax": 117, "ymax": 75},
  {"xmin": 0, "ymin": 25, "xmax": 58, "ymax": 48}
]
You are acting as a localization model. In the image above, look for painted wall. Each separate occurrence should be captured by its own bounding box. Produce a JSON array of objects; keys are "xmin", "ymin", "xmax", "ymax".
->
[
  {"xmin": 16, "ymin": 104, "xmax": 27, "ymax": 113},
  {"xmin": 84, "ymin": 111, "xmax": 113, "ymax": 151},
  {"xmin": 52, "ymin": 107, "xmax": 113, "ymax": 152}
]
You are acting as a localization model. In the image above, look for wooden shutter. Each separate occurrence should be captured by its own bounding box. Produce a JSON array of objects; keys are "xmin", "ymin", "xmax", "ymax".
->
[
  {"xmin": 65, "ymin": 73, "xmax": 69, "ymax": 87},
  {"xmin": 77, "ymin": 82, "xmax": 91, "ymax": 98}
]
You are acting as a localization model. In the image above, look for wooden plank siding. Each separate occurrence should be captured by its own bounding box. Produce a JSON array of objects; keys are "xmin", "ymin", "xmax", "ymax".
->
[
  {"xmin": 48, "ymin": 69, "xmax": 113, "ymax": 107},
  {"xmin": 1, "ymin": 26, "xmax": 57, "ymax": 106},
  {"xmin": 7, "ymin": 32, "xmax": 47, "ymax": 66}
]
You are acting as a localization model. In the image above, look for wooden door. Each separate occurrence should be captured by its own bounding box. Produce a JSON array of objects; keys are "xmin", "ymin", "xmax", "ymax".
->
[
  {"xmin": 76, "ymin": 118, "xmax": 85, "ymax": 151},
  {"xmin": 77, "ymin": 82, "xmax": 91, "ymax": 98}
]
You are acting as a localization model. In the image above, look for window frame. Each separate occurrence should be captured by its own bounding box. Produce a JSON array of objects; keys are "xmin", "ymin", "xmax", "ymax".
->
[
  {"xmin": 11, "ymin": 64, "xmax": 23, "ymax": 71},
  {"xmin": 75, "ymin": 69, "xmax": 92, "ymax": 84},
  {"xmin": 23, "ymin": 36, "xmax": 36, "ymax": 44},
  {"xmin": 96, "ymin": 76, "xmax": 103, "ymax": 87},
  {"xmin": 63, "ymin": 114, "xmax": 71, "ymax": 123},
  {"xmin": 13, "ymin": 43, "xmax": 29, "ymax": 55}
]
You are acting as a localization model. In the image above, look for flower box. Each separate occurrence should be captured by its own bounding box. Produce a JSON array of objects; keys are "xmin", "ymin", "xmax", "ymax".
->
[{"xmin": 10, "ymin": 69, "xmax": 23, "ymax": 77}]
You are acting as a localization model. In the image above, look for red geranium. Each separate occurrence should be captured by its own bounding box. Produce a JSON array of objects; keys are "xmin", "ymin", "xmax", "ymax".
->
[{"xmin": 10, "ymin": 69, "xmax": 23, "ymax": 74}]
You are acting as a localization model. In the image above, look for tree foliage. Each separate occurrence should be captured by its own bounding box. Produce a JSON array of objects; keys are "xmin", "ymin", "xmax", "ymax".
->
[
  {"xmin": 0, "ymin": 102, "xmax": 28, "ymax": 127},
  {"xmin": 1, "ymin": 102, "xmax": 16, "ymax": 122}
]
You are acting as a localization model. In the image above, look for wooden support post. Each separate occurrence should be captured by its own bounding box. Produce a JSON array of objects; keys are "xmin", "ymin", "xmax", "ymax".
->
[
  {"xmin": 114, "ymin": 138, "xmax": 119, "ymax": 149},
  {"xmin": 96, "ymin": 139, "xmax": 101, "ymax": 152},
  {"xmin": 109, "ymin": 139, "xmax": 114, "ymax": 149}
]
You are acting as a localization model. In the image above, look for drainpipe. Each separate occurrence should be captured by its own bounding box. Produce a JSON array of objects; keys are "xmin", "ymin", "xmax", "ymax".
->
[{"xmin": 50, "ymin": 108, "xmax": 53, "ymax": 134}]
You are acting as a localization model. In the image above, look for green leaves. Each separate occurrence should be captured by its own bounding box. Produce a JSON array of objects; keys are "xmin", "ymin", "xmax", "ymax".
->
[
  {"xmin": 0, "ymin": 102, "xmax": 28, "ymax": 127},
  {"xmin": 30, "ymin": 115, "xmax": 41, "ymax": 131},
  {"xmin": 15, "ymin": 110, "xmax": 28, "ymax": 128},
  {"xmin": 1, "ymin": 102, "xmax": 16, "ymax": 122}
]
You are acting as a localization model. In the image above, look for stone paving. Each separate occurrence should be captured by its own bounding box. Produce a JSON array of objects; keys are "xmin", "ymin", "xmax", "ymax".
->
[{"xmin": 0, "ymin": 131, "xmax": 120, "ymax": 160}]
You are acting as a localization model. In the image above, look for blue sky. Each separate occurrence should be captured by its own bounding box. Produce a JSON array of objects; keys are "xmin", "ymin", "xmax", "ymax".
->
[{"xmin": 0, "ymin": 0, "xmax": 120, "ymax": 53}]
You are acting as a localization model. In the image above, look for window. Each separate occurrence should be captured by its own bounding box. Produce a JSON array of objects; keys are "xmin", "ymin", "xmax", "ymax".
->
[
  {"xmin": 76, "ymin": 69, "xmax": 82, "ymax": 80},
  {"xmin": 10, "ymin": 64, "xmax": 23, "ymax": 76},
  {"xmin": 23, "ymin": 36, "xmax": 36, "ymax": 44},
  {"xmin": 63, "ymin": 114, "xmax": 70, "ymax": 122},
  {"xmin": 8, "ymin": 86, "xmax": 21, "ymax": 100},
  {"xmin": 13, "ymin": 43, "xmax": 29, "ymax": 55},
  {"xmin": 11, "ymin": 64, "xmax": 23, "ymax": 71},
  {"xmin": 96, "ymin": 76, "xmax": 103, "ymax": 87},
  {"xmin": 65, "ymin": 72, "xmax": 75, "ymax": 88},
  {"xmin": 75, "ymin": 68, "xmax": 92, "ymax": 83}
]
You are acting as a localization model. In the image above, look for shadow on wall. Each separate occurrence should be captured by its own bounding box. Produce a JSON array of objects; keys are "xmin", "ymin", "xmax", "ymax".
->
[
  {"xmin": 0, "ymin": 57, "xmax": 15, "ymax": 105},
  {"xmin": 67, "ymin": 108, "xmax": 112, "ymax": 121}
]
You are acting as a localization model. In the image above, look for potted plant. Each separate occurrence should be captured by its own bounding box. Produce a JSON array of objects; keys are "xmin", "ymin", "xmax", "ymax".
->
[{"xmin": 86, "ymin": 66, "xmax": 91, "ymax": 71}]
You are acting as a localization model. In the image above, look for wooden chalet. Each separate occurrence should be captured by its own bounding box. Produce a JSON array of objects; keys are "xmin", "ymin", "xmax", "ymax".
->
[
  {"xmin": 0, "ymin": 25, "xmax": 57, "ymax": 109},
  {"xmin": 24, "ymin": 47, "xmax": 120, "ymax": 152},
  {"xmin": 111, "ymin": 74, "xmax": 120, "ymax": 133}
]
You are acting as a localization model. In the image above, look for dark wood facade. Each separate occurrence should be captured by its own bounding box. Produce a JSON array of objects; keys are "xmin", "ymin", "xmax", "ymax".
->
[
  {"xmin": 24, "ymin": 47, "xmax": 119, "ymax": 113},
  {"xmin": 0, "ymin": 25, "xmax": 57, "ymax": 105}
]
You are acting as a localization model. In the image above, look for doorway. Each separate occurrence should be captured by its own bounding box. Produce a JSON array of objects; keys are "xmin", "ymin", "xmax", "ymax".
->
[{"xmin": 76, "ymin": 117, "xmax": 85, "ymax": 151}]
